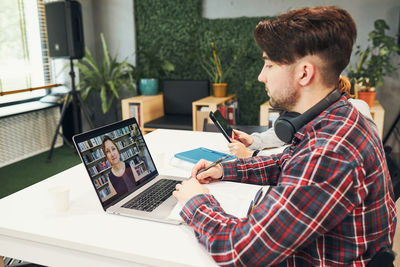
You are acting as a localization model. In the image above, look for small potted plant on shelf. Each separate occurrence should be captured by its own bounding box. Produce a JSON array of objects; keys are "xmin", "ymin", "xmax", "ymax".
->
[
  {"xmin": 347, "ymin": 19, "xmax": 399, "ymax": 106},
  {"xmin": 75, "ymin": 33, "xmax": 136, "ymax": 114},
  {"xmin": 200, "ymin": 42, "xmax": 235, "ymax": 97},
  {"xmin": 135, "ymin": 45, "xmax": 175, "ymax": 96}
]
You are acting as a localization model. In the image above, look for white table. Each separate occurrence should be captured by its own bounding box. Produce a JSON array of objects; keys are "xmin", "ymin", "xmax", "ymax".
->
[{"xmin": 0, "ymin": 129, "xmax": 276, "ymax": 267}]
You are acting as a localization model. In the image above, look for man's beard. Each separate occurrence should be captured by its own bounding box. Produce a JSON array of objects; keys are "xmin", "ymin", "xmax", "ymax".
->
[{"xmin": 268, "ymin": 86, "xmax": 299, "ymax": 111}]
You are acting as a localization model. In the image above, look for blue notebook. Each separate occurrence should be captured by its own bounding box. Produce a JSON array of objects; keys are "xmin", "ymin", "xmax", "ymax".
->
[{"xmin": 174, "ymin": 147, "xmax": 236, "ymax": 164}]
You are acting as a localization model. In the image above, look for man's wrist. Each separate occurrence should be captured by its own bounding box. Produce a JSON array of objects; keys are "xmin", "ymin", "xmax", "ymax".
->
[{"xmin": 218, "ymin": 163, "xmax": 224, "ymax": 180}]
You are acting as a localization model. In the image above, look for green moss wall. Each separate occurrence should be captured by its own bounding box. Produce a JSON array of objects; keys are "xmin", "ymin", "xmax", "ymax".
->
[{"xmin": 135, "ymin": 0, "xmax": 272, "ymax": 124}]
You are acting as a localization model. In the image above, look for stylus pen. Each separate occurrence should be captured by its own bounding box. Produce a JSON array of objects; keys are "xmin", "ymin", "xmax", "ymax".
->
[
  {"xmin": 247, "ymin": 187, "xmax": 263, "ymax": 216},
  {"xmin": 197, "ymin": 155, "xmax": 231, "ymax": 175}
]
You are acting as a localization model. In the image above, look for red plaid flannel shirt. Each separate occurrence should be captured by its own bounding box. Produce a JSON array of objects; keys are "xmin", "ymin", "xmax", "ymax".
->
[{"xmin": 180, "ymin": 95, "xmax": 396, "ymax": 266}]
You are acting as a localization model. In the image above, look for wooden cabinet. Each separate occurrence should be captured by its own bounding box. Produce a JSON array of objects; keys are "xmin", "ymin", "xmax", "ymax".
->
[
  {"xmin": 122, "ymin": 94, "xmax": 239, "ymax": 133},
  {"xmin": 259, "ymin": 99, "xmax": 385, "ymax": 138},
  {"xmin": 121, "ymin": 94, "xmax": 164, "ymax": 134},
  {"xmin": 369, "ymin": 100, "xmax": 385, "ymax": 138},
  {"xmin": 192, "ymin": 94, "xmax": 237, "ymax": 131},
  {"xmin": 259, "ymin": 100, "xmax": 271, "ymax": 127}
]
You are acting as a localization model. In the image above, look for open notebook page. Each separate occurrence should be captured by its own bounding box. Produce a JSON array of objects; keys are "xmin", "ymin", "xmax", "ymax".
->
[{"xmin": 168, "ymin": 181, "xmax": 268, "ymax": 221}]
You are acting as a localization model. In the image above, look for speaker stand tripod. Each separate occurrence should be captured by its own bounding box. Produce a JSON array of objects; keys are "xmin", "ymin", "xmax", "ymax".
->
[{"xmin": 46, "ymin": 58, "xmax": 93, "ymax": 162}]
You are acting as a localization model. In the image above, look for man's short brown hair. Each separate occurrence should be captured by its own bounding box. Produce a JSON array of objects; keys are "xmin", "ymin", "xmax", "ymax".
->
[{"xmin": 254, "ymin": 6, "xmax": 357, "ymax": 87}]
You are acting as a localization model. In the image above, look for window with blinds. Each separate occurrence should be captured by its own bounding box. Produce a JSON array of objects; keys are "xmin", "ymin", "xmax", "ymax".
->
[{"xmin": 0, "ymin": 0, "xmax": 53, "ymax": 105}]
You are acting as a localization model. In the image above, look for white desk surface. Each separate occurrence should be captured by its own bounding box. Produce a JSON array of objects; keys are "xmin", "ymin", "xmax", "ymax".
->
[{"xmin": 0, "ymin": 129, "xmax": 265, "ymax": 267}]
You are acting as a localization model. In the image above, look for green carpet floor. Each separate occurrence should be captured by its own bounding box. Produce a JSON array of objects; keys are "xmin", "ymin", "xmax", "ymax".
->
[{"xmin": 0, "ymin": 145, "xmax": 81, "ymax": 199}]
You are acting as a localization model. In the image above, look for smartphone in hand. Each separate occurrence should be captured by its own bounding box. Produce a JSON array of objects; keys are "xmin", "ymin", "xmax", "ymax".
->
[{"xmin": 209, "ymin": 110, "xmax": 233, "ymax": 143}]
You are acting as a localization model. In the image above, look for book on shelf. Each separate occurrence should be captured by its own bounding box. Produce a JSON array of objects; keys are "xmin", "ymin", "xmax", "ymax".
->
[
  {"xmin": 233, "ymin": 100, "xmax": 239, "ymax": 125},
  {"xmin": 82, "ymin": 148, "xmax": 105, "ymax": 165},
  {"xmin": 217, "ymin": 99, "xmax": 239, "ymax": 126},
  {"xmin": 268, "ymin": 108, "xmax": 280, "ymax": 127},
  {"xmin": 129, "ymin": 103, "xmax": 141, "ymax": 126},
  {"xmin": 108, "ymin": 127, "xmax": 130, "ymax": 140},
  {"xmin": 88, "ymin": 160, "xmax": 111, "ymax": 177},
  {"xmin": 196, "ymin": 106, "xmax": 210, "ymax": 131},
  {"xmin": 82, "ymin": 154, "xmax": 93, "ymax": 165},
  {"xmin": 98, "ymin": 185, "xmax": 112, "ymax": 200},
  {"xmin": 229, "ymin": 99, "xmax": 239, "ymax": 125},
  {"xmin": 134, "ymin": 162, "xmax": 147, "ymax": 176},
  {"xmin": 217, "ymin": 105, "xmax": 226, "ymax": 119},
  {"xmin": 78, "ymin": 140, "xmax": 93, "ymax": 152},
  {"xmin": 131, "ymin": 154, "xmax": 141, "ymax": 165},
  {"xmin": 120, "ymin": 147, "xmax": 137, "ymax": 161},
  {"xmin": 91, "ymin": 148, "xmax": 104, "ymax": 160},
  {"xmin": 94, "ymin": 174, "xmax": 109, "ymax": 188},
  {"xmin": 90, "ymin": 136, "xmax": 102, "ymax": 147},
  {"xmin": 227, "ymin": 104, "xmax": 235, "ymax": 125},
  {"xmin": 115, "ymin": 138, "xmax": 133, "ymax": 150}
]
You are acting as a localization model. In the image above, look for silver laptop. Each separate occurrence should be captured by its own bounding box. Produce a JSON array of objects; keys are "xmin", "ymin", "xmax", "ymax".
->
[{"xmin": 73, "ymin": 117, "xmax": 185, "ymax": 225}]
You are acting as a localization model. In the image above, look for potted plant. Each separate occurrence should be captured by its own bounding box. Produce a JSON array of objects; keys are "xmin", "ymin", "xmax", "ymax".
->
[
  {"xmin": 135, "ymin": 45, "xmax": 174, "ymax": 95},
  {"xmin": 200, "ymin": 42, "xmax": 235, "ymax": 97},
  {"xmin": 75, "ymin": 33, "xmax": 136, "ymax": 114},
  {"xmin": 348, "ymin": 19, "xmax": 399, "ymax": 106}
]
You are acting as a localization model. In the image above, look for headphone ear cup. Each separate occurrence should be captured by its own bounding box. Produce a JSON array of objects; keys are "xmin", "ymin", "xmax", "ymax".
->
[
  {"xmin": 274, "ymin": 111, "xmax": 300, "ymax": 143},
  {"xmin": 273, "ymin": 88, "xmax": 342, "ymax": 144},
  {"xmin": 274, "ymin": 115, "xmax": 296, "ymax": 144}
]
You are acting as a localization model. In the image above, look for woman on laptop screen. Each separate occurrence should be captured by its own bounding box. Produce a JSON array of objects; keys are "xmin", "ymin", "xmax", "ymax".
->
[{"xmin": 102, "ymin": 135, "xmax": 137, "ymax": 196}]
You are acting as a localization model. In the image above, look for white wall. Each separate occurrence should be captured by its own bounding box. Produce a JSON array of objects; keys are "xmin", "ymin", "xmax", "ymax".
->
[
  {"xmin": 80, "ymin": 0, "xmax": 96, "ymax": 58},
  {"xmin": 91, "ymin": 0, "xmax": 135, "ymax": 65},
  {"xmin": 203, "ymin": 0, "xmax": 400, "ymax": 51},
  {"xmin": 204, "ymin": 0, "xmax": 400, "ymax": 150},
  {"xmin": 79, "ymin": 0, "xmax": 135, "ymax": 65}
]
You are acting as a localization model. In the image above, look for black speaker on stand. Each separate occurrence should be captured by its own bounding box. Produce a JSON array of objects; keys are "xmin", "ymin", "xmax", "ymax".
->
[{"xmin": 45, "ymin": 0, "xmax": 92, "ymax": 162}]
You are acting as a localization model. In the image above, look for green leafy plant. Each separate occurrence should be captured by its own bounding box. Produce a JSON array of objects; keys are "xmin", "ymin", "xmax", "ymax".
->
[
  {"xmin": 135, "ymin": 0, "xmax": 271, "ymax": 124},
  {"xmin": 136, "ymin": 44, "xmax": 175, "ymax": 79},
  {"xmin": 348, "ymin": 19, "xmax": 400, "ymax": 91},
  {"xmin": 75, "ymin": 33, "xmax": 136, "ymax": 113},
  {"xmin": 199, "ymin": 41, "xmax": 235, "ymax": 83}
]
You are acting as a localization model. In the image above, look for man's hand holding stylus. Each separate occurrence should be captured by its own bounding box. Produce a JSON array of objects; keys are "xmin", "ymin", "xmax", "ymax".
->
[{"xmin": 192, "ymin": 159, "xmax": 223, "ymax": 184}]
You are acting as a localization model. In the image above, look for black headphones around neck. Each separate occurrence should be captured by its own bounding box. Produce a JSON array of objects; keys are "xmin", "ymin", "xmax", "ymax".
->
[{"xmin": 274, "ymin": 88, "xmax": 342, "ymax": 144}]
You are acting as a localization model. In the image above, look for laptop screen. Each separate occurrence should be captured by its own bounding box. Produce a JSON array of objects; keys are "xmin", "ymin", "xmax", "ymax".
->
[{"xmin": 73, "ymin": 118, "xmax": 157, "ymax": 209}]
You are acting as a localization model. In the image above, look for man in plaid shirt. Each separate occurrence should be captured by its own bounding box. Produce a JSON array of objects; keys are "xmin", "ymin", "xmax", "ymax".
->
[{"xmin": 173, "ymin": 6, "xmax": 397, "ymax": 266}]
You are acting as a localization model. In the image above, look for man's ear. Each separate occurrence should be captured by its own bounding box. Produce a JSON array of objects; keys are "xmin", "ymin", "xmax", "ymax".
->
[{"xmin": 296, "ymin": 61, "xmax": 315, "ymax": 86}]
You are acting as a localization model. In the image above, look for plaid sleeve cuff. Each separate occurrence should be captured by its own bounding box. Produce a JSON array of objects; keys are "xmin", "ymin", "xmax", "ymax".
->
[
  {"xmin": 179, "ymin": 193, "xmax": 219, "ymax": 223},
  {"xmin": 220, "ymin": 160, "xmax": 239, "ymax": 182}
]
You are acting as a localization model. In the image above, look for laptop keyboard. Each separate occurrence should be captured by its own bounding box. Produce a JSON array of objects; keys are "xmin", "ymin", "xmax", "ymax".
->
[{"xmin": 122, "ymin": 179, "xmax": 180, "ymax": 212}]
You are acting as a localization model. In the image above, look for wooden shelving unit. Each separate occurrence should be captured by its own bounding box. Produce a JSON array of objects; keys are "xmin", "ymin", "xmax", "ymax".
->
[
  {"xmin": 121, "ymin": 94, "xmax": 164, "ymax": 134},
  {"xmin": 121, "ymin": 94, "xmax": 240, "ymax": 132},
  {"xmin": 192, "ymin": 94, "xmax": 237, "ymax": 131},
  {"xmin": 259, "ymin": 100, "xmax": 270, "ymax": 127},
  {"xmin": 369, "ymin": 100, "xmax": 385, "ymax": 138}
]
